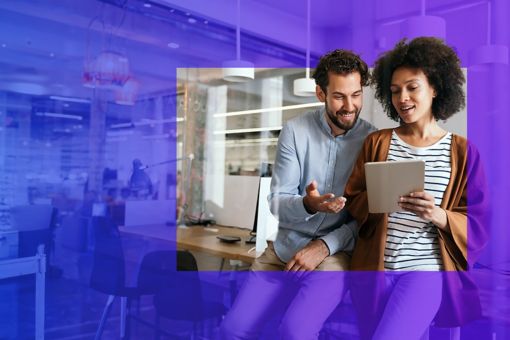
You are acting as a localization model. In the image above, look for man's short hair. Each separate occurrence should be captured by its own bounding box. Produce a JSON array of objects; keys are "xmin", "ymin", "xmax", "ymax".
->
[{"xmin": 312, "ymin": 49, "xmax": 369, "ymax": 94}]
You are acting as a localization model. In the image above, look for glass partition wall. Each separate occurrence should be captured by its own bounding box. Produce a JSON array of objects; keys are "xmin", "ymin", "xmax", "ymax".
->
[{"xmin": 177, "ymin": 68, "xmax": 320, "ymax": 220}]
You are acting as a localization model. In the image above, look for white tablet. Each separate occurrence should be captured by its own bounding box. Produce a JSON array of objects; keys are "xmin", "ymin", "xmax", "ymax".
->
[{"xmin": 364, "ymin": 160, "xmax": 425, "ymax": 213}]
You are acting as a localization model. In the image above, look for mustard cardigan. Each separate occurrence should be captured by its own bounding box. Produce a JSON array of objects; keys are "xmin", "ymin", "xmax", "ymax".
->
[{"xmin": 345, "ymin": 129, "xmax": 489, "ymax": 326}]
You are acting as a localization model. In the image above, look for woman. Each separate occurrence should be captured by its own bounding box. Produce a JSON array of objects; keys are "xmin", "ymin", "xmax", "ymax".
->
[{"xmin": 344, "ymin": 37, "xmax": 488, "ymax": 339}]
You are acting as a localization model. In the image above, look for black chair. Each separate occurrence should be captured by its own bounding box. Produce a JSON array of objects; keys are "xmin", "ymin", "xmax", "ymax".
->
[
  {"xmin": 11, "ymin": 204, "xmax": 55, "ymax": 257},
  {"xmin": 90, "ymin": 216, "xmax": 135, "ymax": 339},
  {"xmin": 90, "ymin": 216, "xmax": 225, "ymax": 339},
  {"xmin": 12, "ymin": 204, "xmax": 61, "ymax": 277},
  {"xmin": 153, "ymin": 251, "xmax": 226, "ymax": 339},
  {"xmin": 91, "ymin": 216, "xmax": 169, "ymax": 339}
]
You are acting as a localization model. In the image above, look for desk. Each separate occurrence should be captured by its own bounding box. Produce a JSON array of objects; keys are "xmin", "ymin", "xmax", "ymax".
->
[{"xmin": 119, "ymin": 224, "xmax": 256, "ymax": 263}]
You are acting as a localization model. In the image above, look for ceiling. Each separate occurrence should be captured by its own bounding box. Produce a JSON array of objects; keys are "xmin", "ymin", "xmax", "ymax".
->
[
  {"xmin": 0, "ymin": 0, "xmax": 322, "ymax": 100},
  {"xmin": 0, "ymin": 0, "xmax": 497, "ymax": 101}
]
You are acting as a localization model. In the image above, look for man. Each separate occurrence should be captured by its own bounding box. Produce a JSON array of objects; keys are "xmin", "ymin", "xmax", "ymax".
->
[{"xmin": 221, "ymin": 49, "xmax": 376, "ymax": 339}]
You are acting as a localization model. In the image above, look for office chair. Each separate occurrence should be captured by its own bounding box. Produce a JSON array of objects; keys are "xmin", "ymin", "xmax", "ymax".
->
[
  {"xmin": 11, "ymin": 204, "xmax": 61, "ymax": 278},
  {"xmin": 90, "ymin": 216, "xmax": 133, "ymax": 339},
  {"xmin": 90, "ymin": 216, "xmax": 222, "ymax": 339},
  {"xmin": 11, "ymin": 204, "xmax": 55, "ymax": 257},
  {"xmin": 91, "ymin": 216, "xmax": 171, "ymax": 339},
  {"xmin": 152, "ymin": 251, "xmax": 226, "ymax": 339}
]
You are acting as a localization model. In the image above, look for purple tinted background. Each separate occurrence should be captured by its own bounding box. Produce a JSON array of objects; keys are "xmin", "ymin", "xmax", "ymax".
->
[{"xmin": 1, "ymin": 0, "xmax": 509, "ymax": 338}]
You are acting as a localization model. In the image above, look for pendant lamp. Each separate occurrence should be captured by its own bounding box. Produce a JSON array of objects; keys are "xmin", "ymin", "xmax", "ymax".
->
[
  {"xmin": 293, "ymin": 0, "xmax": 316, "ymax": 96},
  {"xmin": 469, "ymin": 1, "xmax": 508, "ymax": 66},
  {"xmin": 223, "ymin": 0, "xmax": 254, "ymax": 82},
  {"xmin": 401, "ymin": 0, "xmax": 446, "ymax": 40}
]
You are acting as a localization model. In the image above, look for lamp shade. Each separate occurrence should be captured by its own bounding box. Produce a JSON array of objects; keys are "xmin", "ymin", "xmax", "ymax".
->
[
  {"xmin": 293, "ymin": 77, "xmax": 316, "ymax": 97},
  {"xmin": 95, "ymin": 51, "xmax": 130, "ymax": 88},
  {"xmin": 114, "ymin": 78, "xmax": 140, "ymax": 105},
  {"xmin": 222, "ymin": 60, "xmax": 254, "ymax": 82},
  {"xmin": 469, "ymin": 45, "xmax": 509, "ymax": 65},
  {"xmin": 83, "ymin": 51, "xmax": 130, "ymax": 89},
  {"xmin": 401, "ymin": 16, "xmax": 446, "ymax": 40}
]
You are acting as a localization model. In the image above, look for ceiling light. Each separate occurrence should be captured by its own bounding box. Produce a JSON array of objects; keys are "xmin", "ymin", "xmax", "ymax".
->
[
  {"xmin": 114, "ymin": 78, "xmax": 140, "ymax": 106},
  {"xmin": 222, "ymin": 0, "xmax": 254, "ymax": 82},
  {"xmin": 401, "ymin": 0, "xmax": 446, "ymax": 40},
  {"xmin": 167, "ymin": 42, "xmax": 180, "ymax": 49},
  {"xmin": 293, "ymin": 0, "xmax": 316, "ymax": 97},
  {"xmin": 83, "ymin": 51, "xmax": 130, "ymax": 89},
  {"xmin": 470, "ymin": 45, "xmax": 508, "ymax": 65},
  {"xmin": 49, "ymin": 95, "xmax": 91, "ymax": 103},
  {"xmin": 214, "ymin": 126, "xmax": 282, "ymax": 135},
  {"xmin": 35, "ymin": 112, "xmax": 83, "ymax": 120},
  {"xmin": 469, "ymin": 1, "xmax": 508, "ymax": 66},
  {"xmin": 213, "ymin": 102, "xmax": 322, "ymax": 118},
  {"xmin": 222, "ymin": 60, "xmax": 254, "ymax": 82},
  {"xmin": 83, "ymin": 15, "xmax": 133, "ymax": 89}
]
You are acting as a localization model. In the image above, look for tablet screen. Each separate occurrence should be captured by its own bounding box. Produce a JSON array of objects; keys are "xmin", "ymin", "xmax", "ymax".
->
[{"xmin": 364, "ymin": 160, "xmax": 425, "ymax": 213}]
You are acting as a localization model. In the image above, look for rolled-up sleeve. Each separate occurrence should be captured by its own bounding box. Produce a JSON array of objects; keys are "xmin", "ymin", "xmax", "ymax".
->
[{"xmin": 320, "ymin": 218, "xmax": 357, "ymax": 255}]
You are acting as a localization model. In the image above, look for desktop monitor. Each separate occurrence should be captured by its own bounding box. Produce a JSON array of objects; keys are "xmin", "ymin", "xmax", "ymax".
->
[
  {"xmin": 255, "ymin": 177, "xmax": 278, "ymax": 254},
  {"xmin": 205, "ymin": 175, "xmax": 260, "ymax": 230}
]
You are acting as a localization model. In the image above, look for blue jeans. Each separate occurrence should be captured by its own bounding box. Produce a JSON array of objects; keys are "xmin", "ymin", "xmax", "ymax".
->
[
  {"xmin": 220, "ymin": 243, "xmax": 349, "ymax": 340},
  {"xmin": 371, "ymin": 272, "xmax": 443, "ymax": 340}
]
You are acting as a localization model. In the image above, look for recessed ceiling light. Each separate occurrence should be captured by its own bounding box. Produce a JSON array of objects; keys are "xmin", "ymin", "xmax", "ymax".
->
[
  {"xmin": 170, "ymin": 9, "xmax": 175, "ymax": 13},
  {"xmin": 204, "ymin": 20, "xmax": 208, "ymax": 24},
  {"xmin": 1, "ymin": 43, "xmax": 6, "ymax": 48},
  {"xmin": 167, "ymin": 42, "xmax": 179, "ymax": 49},
  {"xmin": 185, "ymin": 12, "xmax": 191, "ymax": 16},
  {"xmin": 188, "ymin": 18, "xmax": 197, "ymax": 24},
  {"xmin": 143, "ymin": 2, "xmax": 151, "ymax": 8},
  {"xmin": 49, "ymin": 52, "xmax": 55, "ymax": 57}
]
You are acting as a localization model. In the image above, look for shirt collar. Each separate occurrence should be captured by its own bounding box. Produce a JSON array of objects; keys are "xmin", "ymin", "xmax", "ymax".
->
[{"xmin": 318, "ymin": 107, "xmax": 332, "ymax": 135}]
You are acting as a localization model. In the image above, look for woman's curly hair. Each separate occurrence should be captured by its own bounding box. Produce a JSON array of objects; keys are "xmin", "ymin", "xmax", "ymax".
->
[
  {"xmin": 371, "ymin": 37, "xmax": 465, "ymax": 122},
  {"xmin": 313, "ymin": 49, "xmax": 369, "ymax": 94}
]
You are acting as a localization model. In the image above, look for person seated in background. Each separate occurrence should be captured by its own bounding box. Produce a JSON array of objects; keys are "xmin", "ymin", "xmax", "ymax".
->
[
  {"xmin": 344, "ymin": 37, "xmax": 489, "ymax": 340},
  {"xmin": 128, "ymin": 159, "xmax": 153, "ymax": 199}
]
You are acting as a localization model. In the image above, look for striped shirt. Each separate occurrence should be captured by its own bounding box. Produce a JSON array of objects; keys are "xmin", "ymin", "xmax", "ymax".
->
[{"xmin": 384, "ymin": 131, "xmax": 452, "ymax": 271}]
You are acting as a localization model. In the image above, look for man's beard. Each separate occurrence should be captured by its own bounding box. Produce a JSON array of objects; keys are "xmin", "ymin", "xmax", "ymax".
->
[{"xmin": 325, "ymin": 101, "xmax": 361, "ymax": 132}]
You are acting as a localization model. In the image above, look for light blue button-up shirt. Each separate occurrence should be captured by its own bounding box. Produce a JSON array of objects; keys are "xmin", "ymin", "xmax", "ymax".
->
[{"xmin": 269, "ymin": 109, "xmax": 376, "ymax": 263}]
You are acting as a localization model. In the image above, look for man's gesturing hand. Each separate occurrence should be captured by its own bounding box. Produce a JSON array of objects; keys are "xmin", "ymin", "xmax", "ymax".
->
[{"xmin": 303, "ymin": 180, "xmax": 346, "ymax": 214}]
